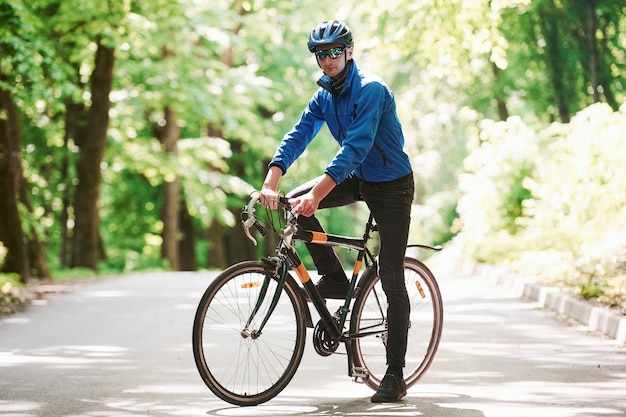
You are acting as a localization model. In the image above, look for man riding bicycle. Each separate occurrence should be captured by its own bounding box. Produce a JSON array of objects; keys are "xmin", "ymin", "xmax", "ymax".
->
[{"xmin": 260, "ymin": 20, "xmax": 414, "ymax": 403}]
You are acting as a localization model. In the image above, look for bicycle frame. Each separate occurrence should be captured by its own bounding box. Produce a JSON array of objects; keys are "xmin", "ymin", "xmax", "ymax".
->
[
  {"xmin": 241, "ymin": 193, "xmax": 441, "ymax": 381},
  {"xmin": 243, "ymin": 194, "xmax": 375, "ymax": 331},
  {"xmin": 292, "ymin": 212, "xmax": 379, "ymax": 339}
]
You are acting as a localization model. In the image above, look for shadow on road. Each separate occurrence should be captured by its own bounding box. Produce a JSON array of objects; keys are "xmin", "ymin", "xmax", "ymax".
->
[
  {"xmin": 201, "ymin": 393, "xmax": 487, "ymax": 416},
  {"xmin": 1, "ymin": 271, "xmax": 625, "ymax": 417}
]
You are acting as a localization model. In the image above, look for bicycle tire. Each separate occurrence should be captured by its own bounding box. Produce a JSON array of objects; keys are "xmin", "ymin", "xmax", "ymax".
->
[
  {"xmin": 192, "ymin": 261, "xmax": 307, "ymax": 406},
  {"xmin": 349, "ymin": 257, "xmax": 443, "ymax": 391}
]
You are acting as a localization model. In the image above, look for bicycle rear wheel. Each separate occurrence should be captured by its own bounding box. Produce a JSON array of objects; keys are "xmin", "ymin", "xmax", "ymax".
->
[
  {"xmin": 192, "ymin": 261, "xmax": 307, "ymax": 406},
  {"xmin": 349, "ymin": 257, "xmax": 443, "ymax": 391}
]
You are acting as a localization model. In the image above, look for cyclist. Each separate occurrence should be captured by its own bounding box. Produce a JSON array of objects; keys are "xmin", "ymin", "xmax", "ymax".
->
[{"xmin": 260, "ymin": 20, "xmax": 414, "ymax": 403}]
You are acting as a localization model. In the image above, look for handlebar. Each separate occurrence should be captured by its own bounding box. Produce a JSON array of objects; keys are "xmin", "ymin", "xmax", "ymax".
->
[
  {"xmin": 242, "ymin": 192, "xmax": 442, "ymax": 253},
  {"xmin": 242, "ymin": 193, "xmax": 292, "ymax": 246}
]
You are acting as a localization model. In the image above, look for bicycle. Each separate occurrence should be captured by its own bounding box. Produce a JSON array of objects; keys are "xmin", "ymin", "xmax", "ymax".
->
[{"xmin": 192, "ymin": 192, "xmax": 444, "ymax": 406}]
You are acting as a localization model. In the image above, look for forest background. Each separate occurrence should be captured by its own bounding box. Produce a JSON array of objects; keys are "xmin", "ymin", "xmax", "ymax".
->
[{"xmin": 1, "ymin": 0, "xmax": 625, "ymax": 313}]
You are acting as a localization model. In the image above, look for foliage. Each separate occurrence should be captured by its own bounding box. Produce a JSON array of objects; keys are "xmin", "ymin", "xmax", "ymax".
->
[
  {"xmin": 4, "ymin": 0, "xmax": 342, "ymax": 276},
  {"xmin": 566, "ymin": 226, "xmax": 626, "ymax": 313},
  {"xmin": 455, "ymin": 103, "xmax": 626, "ymax": 309},
  {"xmin": 347, "ymin": 0, "xmax": 626, "ymax": 250},
  {"xmin": 2, "ymin": 0, "xmax": 626, "ymax": 293},
  {"xmin": 455, "ymin": 115, "xmax": 538, "ymax": 257},
  {"xmin": 0, "ymin": 272, "xmax": 26, "ymax": 316}
]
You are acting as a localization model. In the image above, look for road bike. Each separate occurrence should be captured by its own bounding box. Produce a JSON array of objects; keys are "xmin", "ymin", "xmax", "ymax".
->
[{"xmin": 192, "ymin": 192, "xmax": 444, "ymax": 406}]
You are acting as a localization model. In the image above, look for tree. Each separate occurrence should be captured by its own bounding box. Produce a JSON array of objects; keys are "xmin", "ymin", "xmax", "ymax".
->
[
  {"xmin": 158, "ymin": 105, "xmax": 181, "ymax": 270},
  {"xmin": 0, "ymin": 0, "xmax": 51, "ymax": 282},
  {"xmin": 506, "ymin": 0, "xmax": 625, "ymax": 122},
  {"xmin": 2, "ymin": 0, "xmax": 623, "ymax": 280},
  {"xmin": 107, "ymin": 0, "xmax": 340, "ymax": 270},
  {"xmin": 71, "ymin": 40, "xmax": 116, "ymax": 269},
  {"xmin": 27, "ymin": 0, "xmax": 130, "ymax": 271},
  {"xmin": 0, "ymin": 82, "xmax": 29, "ymax": 279}
]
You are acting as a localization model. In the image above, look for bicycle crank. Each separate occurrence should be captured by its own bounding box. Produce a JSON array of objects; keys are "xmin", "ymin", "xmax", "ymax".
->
[{"xmin": 312, "ymin": 319, "xmax": 340, "ymax": 356}]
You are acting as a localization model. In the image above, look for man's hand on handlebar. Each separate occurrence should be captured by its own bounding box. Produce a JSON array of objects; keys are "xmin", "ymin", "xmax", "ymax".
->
[
  {"xmin": 290, "ymin": 192, "xmax": 320, "ymax": 218},
  {"xmin": 260, "ymin": 187, "xmax": 281, "ymax": 210},
  {"xmin": 260, "ymin": 187, "xmax": 319, "ymax": 217}
]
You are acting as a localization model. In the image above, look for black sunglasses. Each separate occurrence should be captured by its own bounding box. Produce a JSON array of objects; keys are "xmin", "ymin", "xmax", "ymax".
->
[{"xmin": 315, "ymin": 46, "xmax": 345, "ymax": 61}]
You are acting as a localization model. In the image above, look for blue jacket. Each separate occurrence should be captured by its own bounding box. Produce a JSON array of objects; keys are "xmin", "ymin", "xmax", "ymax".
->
[{"xmin": 269, "ymin": 60, "xmax": 413, "ymax": 184}]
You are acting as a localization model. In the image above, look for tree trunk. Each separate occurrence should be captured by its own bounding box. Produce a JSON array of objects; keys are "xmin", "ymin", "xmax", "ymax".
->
[
  {"xmin": 18, "ymin": 166, "xmax": 52, "ymax": 281},
  {"xmin": 538, "ymin": 0, "xmax": 572, "ymax": 123},
  {"xmin": 225, "ymin": 209, "xmax": 255, "ymax": 265},
  {"xmin": 491, "ymin": 63, "xmax": 509, "ymax": 121},
  {"xmin": 160, "ymin": 106, "xmax": 181, "ymax": 271},
  {"xmin": 217, "ymin": 138, "xmax": 257, "ymax": 266},
  {"xmin": 581, "ymin": 0, "xmax": 619, "ymax": 110},
  {"xmin": 583, "ymin": 0, "xmax": 601, "ymax": 103},
  {"xmin": 178, "ymin": 200, "xmax": 197, "ymax": 271},
  {"xmin": 71, "ymin": 41, "xmax": 115, "ymax": 270},
  {"xmin": 206, "ymin": 221, "xmax": 227, "ymax": 269},
  {"xmin": 0, "ymin": 80, "xmax": 51, "ymax": 282},
  {"xmin": 59, "ymin": 100, "xmax": 84, "ymax": 268},
  {"xmin": 0, "ymin": 85, "xmax": 30, "ymax": 281}
]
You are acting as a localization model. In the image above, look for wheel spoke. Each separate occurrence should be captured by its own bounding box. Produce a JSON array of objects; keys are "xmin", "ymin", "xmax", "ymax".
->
[
  {"xmin": 349, "ymin": 258, "xmax": 443, "ymax": 390},
  {"xmin": 192, "ymin": 262, "xmax": 306, "ymax": 405}
]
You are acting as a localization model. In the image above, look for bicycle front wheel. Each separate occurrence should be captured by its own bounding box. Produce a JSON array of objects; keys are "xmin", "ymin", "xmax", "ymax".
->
[
  {"xmin": 349, "ymin": 257, "xmax": 443, "ymax": 391},
  {"xmin": 192, "ymin": 261, "xmax": 307, "ymax": 406}
]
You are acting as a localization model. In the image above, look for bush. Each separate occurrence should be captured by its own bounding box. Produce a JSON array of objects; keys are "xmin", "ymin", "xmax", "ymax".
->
[
  {"xmin": 455, "ymin": 103, "xmax": 626, "ymax": 309},
  {"xmin": 455, "ymin": 115, "xmax": 539, "ymax": 261},
  {"xmin": 0, "ymin": 274, "xmax": 27, "ymax": 316}
]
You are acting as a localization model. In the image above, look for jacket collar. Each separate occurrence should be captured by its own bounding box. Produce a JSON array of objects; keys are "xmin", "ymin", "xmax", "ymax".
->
[{"xmin": 317, "ymin": 59, "xmax": 356, "ymax": 95}]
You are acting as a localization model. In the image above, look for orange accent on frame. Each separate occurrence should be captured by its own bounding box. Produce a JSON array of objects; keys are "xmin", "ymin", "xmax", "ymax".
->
[
  {"xmin": 294, "ymin": 263, "xmax": 311, "ymax": 283},
  {"xmin": 310, "ymin": 232, "xmax": 328, "ymax": 244},
  {"xmin": 352, "ymin": 259, "xmax": 362, "ymax": 275}
]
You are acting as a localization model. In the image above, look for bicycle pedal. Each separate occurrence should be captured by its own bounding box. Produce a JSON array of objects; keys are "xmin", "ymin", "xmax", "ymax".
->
[{"xmin": 352, "ymin": 367, "xmax": 369, "ymax": 384}]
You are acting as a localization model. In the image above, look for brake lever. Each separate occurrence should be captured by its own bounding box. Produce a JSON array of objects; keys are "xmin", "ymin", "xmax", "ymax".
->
[
  {"xmin": 242, "ymin": 208, "xmax": 258, "ymax": 246},
  {"xmin": 242, "ymin": 195, "xmax": 261, "ymax": 246},
  {"xmin": 243, "ymin": 217, "xmax": 257, "ymax": 246}
]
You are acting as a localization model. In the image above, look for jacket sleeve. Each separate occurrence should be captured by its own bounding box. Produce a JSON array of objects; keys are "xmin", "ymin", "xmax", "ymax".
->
[
  {"xmin": 269, "ymin": 91, "xmax": 326, "ymax": 174},
  {"xmin": 325, "ymin": 82, "xmax": 387, "ymax": 183}
]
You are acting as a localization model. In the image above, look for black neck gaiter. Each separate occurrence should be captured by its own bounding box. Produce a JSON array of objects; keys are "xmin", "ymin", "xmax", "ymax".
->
[{"xmin": 330, "ymin": 59, "xmax": 353, "ymax": 95}]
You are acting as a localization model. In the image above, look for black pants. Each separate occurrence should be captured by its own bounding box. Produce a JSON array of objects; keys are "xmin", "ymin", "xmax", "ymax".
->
[{"xmin": 287, "ymin": 173, "xmax": 414, "ymax": 368}]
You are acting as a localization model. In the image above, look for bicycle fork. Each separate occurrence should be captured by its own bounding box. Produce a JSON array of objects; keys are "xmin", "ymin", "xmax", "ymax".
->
[{"xmin": 241, "ymin": 257, "xmax": 289, "ymax": 339}]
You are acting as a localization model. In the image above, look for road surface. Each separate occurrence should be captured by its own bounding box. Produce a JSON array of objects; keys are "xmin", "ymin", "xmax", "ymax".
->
[{"xmin": 1, "ymin": 264, "xmax": 625, "ymax": 417}]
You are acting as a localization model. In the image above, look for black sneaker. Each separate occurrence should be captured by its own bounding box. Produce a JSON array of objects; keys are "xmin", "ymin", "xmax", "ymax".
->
[
  {"xmin": 371, "ymin": 374, "xmax": 407, "ymax": 403},
  {"xmin": 300, "ymin": 271, "xmax": 349, "ymax": 301},
  {"xmin": 316, "ymin": 271, "xmax": 349, "ymax": 299}
]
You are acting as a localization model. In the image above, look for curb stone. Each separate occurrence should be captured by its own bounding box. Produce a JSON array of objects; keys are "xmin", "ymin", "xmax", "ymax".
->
[{"xmin": 471, "ymin": 262, "xmax": 626, "ymax": 346}]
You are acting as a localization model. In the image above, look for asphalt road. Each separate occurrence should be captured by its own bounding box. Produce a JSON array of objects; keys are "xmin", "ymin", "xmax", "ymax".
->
[{"xmin": 1, "ymin": 263, "xmax": 625, "ymax": 417}]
